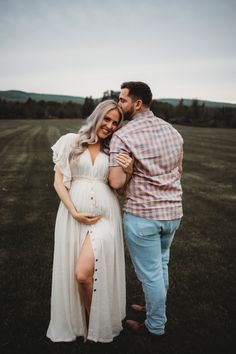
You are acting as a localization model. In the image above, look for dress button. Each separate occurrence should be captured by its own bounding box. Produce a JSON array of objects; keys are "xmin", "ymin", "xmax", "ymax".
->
[
  {"xmin": 95, "ymin": 259, "xmax": 98, "ymax": 262},
  {"xmin": 94, "ymin": 289, "xmax": 96, "ymax": 292},
  {"xmin": 95, "ymin": 278, "xmax": 97, "ymax": 281},
  {"xmin": 91, "ymin": 197, "xmax": 93, "ymax": 200},
  {"xmin": 95, "ymin": 269, "xmax": 97, "ymax": 272}
]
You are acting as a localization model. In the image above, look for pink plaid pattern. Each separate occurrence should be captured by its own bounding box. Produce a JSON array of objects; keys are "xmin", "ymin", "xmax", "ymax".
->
[{"xmin": 109, "ymin": 111, "xmax": 183, "ymax": 220}]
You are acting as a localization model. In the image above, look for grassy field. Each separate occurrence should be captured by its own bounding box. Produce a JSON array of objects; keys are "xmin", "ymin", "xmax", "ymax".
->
[{"xmin": 0, "ymin": 119, "xmax": 235, "ymax": 354}]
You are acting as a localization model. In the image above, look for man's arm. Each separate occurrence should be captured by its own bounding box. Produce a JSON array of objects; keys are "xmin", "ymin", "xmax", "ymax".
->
[
  {"xmin": 109, "ymin": 134, "xmax": 130, "ymax": 189},
  {"xmin": 178, "ymin": 149, "xmax": 183, "ymax": 177}
]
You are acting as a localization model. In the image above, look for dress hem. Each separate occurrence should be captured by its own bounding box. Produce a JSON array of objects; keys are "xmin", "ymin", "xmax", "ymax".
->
[
  {"xmin": 87, "ymin": 329, "xmax": 123, "ymax": 343},
  {"xmin": 46, "ymin": 335, "xmax": 78, "ymax": 343},
  {"xmin": 46, "ymin": 330, "xmax": 123, "ymax": 344}
]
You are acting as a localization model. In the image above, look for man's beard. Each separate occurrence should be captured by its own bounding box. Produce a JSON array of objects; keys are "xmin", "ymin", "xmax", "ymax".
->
[{"xmin": 123, "ymin": 106, "xmax": 135, "ymax": 121}]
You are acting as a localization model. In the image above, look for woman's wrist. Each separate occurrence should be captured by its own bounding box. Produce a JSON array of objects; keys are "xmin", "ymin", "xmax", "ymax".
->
[
  {"xmin": 126, "ymin": 171, "xmax": 132, "ymax": 182},
  {"xmin": 69, "ymin": 208, "xmax": 78, "ymax": 218}
]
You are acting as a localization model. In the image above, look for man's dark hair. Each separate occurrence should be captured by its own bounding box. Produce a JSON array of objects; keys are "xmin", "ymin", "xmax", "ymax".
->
[{"xmin": 121, "ymin": 81, "xmax": 153, "ymax": 107}]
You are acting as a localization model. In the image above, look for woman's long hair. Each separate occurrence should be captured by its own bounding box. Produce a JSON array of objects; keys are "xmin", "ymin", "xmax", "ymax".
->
[{"xmin": 70, "ymin": 100, "xmax": 123, "ymax": 161}]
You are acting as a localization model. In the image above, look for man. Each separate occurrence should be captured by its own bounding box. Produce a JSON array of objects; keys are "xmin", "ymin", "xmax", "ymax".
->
[{"xmin": 109, "ymin": 81, "xmax": 183, "ymax": 338}]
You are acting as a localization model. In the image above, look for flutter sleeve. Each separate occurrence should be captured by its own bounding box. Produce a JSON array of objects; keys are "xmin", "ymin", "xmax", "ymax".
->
[{"xmin": 51, "ymin": 133, "xmax": 76, "ymax": 189}]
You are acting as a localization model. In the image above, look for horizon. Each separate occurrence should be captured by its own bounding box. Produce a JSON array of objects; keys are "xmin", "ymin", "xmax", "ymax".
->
[
  {"xmin": 0, "ymin": 0, "xmax": 236, "ymax": 104},
  {"xmin": 1, "ymin": 88, "xmax": 236, "ymax": 105}
]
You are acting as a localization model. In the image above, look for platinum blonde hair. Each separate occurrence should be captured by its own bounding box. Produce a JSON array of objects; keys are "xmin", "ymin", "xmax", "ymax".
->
[{"xmin": 70, "ymin": 100, "xmax": 123, "ymax": 161}]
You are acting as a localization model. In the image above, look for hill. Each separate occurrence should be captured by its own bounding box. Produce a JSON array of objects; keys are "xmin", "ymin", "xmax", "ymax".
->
[
  {"xmin": 0, "ymin": 90, "xmax": 235, "ymax": 108},
  {"xmin": 0, "ymin": 90, "xmax": 84, "ymax": 104},
  {"xmin": 158, "ymin": 98, "xmax": 236, "ymax": 108}
]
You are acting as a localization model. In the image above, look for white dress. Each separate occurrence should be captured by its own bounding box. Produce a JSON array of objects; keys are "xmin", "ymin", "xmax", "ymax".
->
[{"xmin": 46, "ymin": 133, "xmax": 126, "ymax": 343}]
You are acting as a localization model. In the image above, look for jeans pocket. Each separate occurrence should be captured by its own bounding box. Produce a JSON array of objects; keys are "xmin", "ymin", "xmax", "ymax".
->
[{"xmin": 137, "ymin": 223, "xmax": 157, "ymax": 240}]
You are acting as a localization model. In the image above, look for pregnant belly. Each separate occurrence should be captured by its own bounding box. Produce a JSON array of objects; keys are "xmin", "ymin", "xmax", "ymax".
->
[{"xmin": 69, "ymin": 181, "xmax": 119, "ymax": 218}]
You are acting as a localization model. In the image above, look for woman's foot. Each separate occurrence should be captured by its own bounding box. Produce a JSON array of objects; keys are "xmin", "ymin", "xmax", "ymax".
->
[{"xmin": 86, "ymin": 339, "xmax": 95, "ymax": 344}]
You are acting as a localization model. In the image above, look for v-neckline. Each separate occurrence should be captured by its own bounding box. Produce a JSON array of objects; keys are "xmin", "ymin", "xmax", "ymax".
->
[{"xmin": 86, "ymin": 148, "xmax": 102, "ymax": 167}]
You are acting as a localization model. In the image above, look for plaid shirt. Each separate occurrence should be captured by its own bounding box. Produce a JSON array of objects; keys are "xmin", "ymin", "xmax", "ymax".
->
[{"xmin": 109, "ymin": 111, "xmax": 183, "ymax": 220}]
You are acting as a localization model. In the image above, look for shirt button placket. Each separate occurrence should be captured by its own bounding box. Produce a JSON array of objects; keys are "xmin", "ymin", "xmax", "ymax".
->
[
  {"xmin": 91, "ymin": 182, "xmax": 98, "ymax": 294},
  {"xmin": 90, "ymin": 183, "xmax": 97, "ymax": 214}
]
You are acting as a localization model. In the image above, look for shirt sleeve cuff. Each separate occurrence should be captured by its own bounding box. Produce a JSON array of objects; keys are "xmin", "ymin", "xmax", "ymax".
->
[{"xmin": 109, "ymin": 152, "xmax": 119, "ymax": 166}]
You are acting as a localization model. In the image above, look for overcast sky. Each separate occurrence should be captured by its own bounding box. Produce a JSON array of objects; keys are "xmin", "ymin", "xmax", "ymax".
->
[{"xmin": 0, "ymin": 0, "xmax": 235, "ymax": 103}]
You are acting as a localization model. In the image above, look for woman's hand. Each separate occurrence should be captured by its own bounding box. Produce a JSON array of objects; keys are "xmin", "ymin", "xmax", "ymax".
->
[
  {"xmin": 54, "ymin": 170, "xmax": 101, "ymax": 224},
  {"xmin": 71, "ymin": 211, "xmax": 101, "ymax": 225},
  {"xmin": 116, "ymin": 152, "xmax": 134, "ymax": 175}
]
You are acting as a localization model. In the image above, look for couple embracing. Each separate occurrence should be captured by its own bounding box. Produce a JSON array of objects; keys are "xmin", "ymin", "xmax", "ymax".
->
[{"xmin": 46, "ymin": 81, "xmax": 183, "ymax": 343}]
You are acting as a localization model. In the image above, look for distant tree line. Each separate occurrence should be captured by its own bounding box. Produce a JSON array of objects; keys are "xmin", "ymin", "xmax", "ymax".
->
[
  {"xmin": 0, "ymin": 98, "xmax": 83, "ymax": 119},
  {"xmin": 150, "ymin": 98, "xmax": 236, "ymax": 128},
  {"xmin": 0, "ymin": 94, "xmax": 235, "ymax": 128}
]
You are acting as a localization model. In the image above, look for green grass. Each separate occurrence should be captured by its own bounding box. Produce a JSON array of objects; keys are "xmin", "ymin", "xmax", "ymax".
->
[{"xmin": 0, "ymin": 120, "xmax": 235, "ymax": 354}]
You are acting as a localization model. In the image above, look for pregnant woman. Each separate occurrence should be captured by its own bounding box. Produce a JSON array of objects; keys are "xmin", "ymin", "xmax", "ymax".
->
[{"xmin": 46, "ymin": 100, "xmax": 132, "ymax": 343}]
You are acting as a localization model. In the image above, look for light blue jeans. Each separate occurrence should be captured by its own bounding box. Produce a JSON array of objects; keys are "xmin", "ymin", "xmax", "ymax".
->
[{"xmin": 123, "ymin": 212, "xmax": 181, "ymax": 335}]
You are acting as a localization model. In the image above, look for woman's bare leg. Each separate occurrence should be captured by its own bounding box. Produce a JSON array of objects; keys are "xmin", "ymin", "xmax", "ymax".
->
[{"xmin": 75, "ymin": 233, "xmax": 94, "ymax": 326}]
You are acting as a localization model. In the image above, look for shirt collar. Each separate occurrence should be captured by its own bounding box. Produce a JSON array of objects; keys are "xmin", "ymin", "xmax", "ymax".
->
[{"xmin": 132, "ymin": 110, "xmax": 154, "ymax": 121}]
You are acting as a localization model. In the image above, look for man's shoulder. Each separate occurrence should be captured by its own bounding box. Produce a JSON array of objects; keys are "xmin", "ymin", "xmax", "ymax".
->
[
  {"xmin": 155, "ymin": 117, "xmax": 183, "ymax": 141},
  {"xmin": 113, "ymin": 121, "xmax": 134, "ymax": 139},
  {"xmin": 113, "ymin": 112, "xmax": 182, "ymax": 142},
  {"xmin": 163, "ymin": 121, "xmax": 183, "ymax": 141}
]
